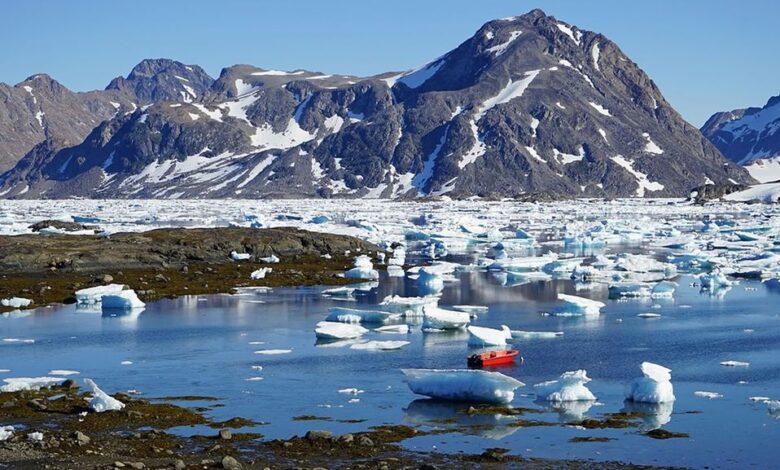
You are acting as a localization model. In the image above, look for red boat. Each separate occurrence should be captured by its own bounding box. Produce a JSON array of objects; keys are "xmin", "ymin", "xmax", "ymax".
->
[{"xmin": 467, "ymin": 349, "xmax": 521, "ymax": 368}]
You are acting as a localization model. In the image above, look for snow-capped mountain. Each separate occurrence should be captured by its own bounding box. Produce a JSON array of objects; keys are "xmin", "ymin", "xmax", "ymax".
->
[
  {"xmin": 0, "ymin": 9, "xmax": 752, "ymax": 199},
  {"xmin": 702, "ymin": 95, "xmax": 780, "ymax": 183}
]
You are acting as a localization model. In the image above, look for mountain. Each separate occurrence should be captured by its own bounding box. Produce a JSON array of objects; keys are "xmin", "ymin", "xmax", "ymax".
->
[
  {"xmin": 0, "ymin": 9, "xmax": 753, "ymax": 199},
  {"xmin": 0, "ymin": 59, "xmax": 214, "ymax": 175},
  {"xmin": 702, "ymin": 95, "xmax": 780, "ymax": 182}
]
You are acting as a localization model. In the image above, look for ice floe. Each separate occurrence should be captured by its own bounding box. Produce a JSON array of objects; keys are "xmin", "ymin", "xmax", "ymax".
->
[
  {"xmin": 625, "ymin": 362, "xmax": 675, "ymax": 404},
  {"xmin": 534, "ymin": 370, "xmax": 596, "ymax": 402},
  {"xmin": 402, "ymin": 368, "xmax": 524, "ymax": 404}
]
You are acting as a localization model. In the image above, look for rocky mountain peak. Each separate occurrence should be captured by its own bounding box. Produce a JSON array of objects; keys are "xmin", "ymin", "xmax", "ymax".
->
[{"xmin": 105, "ymin": 58, "xmax": 214, "ymax": 104}]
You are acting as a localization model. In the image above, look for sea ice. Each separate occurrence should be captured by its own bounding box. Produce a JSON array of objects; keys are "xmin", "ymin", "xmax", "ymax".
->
[
  {"xmin": 402, "ymin": 368, "xmax": 524, "ymax": 404},
  {"xmin": 416, "ymin": 267, "xmax": 444, "ymax": 294},
  {"xmin": 422, "ymin": 305, "xmax": 470, "ymax": 330},
  {"xmin": 467, "ymin": 325, "xmax": 511, "ymax": 347},
  {"xmin": 720, "ymin": 360, "xmax": 750, "ymax": 367},
  {"xmin": 350, "ymin": 340, "xmax": 410, "ymax": 351},
  {"xmin": 314, "ymin": 321, "xmax": 368, "ymax": 340},
  {"xmin": 0, "ymin": 297, "xmax": 32, "ymax": 308},
  {"xmin": 345, "ymin": 255, "xmax": 379, "ymax": 280},
  {"xmin": 101, "ymin": 290, "xmax": 145, "ymax": 310},
  {"xmin": 553, "ymin": 293, "xmax": 604, "ymax": 316},
  {"xmin": 379, "ymin": 295, "xmax": 438, "ymax": 317},
  {"xmin": 75, "ymin": 284, "xmax": 125, "ymax": 304},
  {"xmin": 1, "ymin": 377, "xmax": 64, "ymax": 392},
  {"xmin": 534, "ymin": 370, "xmax": 596, "ymax": 402},
  {"xmin": 699, "ymin": 270, "xmax": 733, "ymax": 289},
  {"xmin": 326, "ymin": 307, "xmax": 401, "ymax": 324},
  {"xmin": 625, "ymin": 362, "xmax": 675, "ymax": 404},
  {"xmin": 85, "ymin": 378, "xmax": 125, "ymax": 412},
  {"xmin": 374, "ymin": 324, "xmax": 410, "ymax": 334},
  {"xmin": 254, "ymin": 349, "xmax": 292, "ymax": 355},
  {"xmin": 694, "ymin": 391, "xmax": 723, "ymax": 399},
  {"xmin": 510, "ymin": 330, "xmax": 563, "ymax": 339}
]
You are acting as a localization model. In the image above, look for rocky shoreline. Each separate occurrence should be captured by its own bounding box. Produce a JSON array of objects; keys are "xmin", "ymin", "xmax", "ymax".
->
[
  {"xmin": 0, "ymin": 226, "xmax": 378, "ymax": 313},
  {"xmin": 0, "ymin": 383, "xmax": 684, "ymax": 469}
]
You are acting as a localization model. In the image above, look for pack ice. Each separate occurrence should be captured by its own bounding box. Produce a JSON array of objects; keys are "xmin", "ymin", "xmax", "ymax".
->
[
  {"xmin": 625, "ymin": 362, "xmax": 675, "ymax": 404},
  {"xmin": 402, "ymin": 369, "xmax": 524, "ymax": 404}
]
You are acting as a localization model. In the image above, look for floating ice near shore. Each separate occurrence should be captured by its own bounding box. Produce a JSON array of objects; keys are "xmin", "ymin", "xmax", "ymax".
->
[
  {"xmin": 534, "ymin": 370, "xmax": 596, "ymax": 402},
  {"xmin": 101, "ymin": 290, "xmax": 145, "ymax": 311},
  {"xmin": 694, "ymin": 391, "xmax": 723, "ymax": 399},
  {"xmin": 314, "ymin": 321, "xmax": 368, "ymax": 339},
  {"xmin": 374, "ymin": 324, "xmax": 410, "ymax": 334},
  {"xmin": 700, "ymin": 270, "xmax": 733, "ymax": 289},
  {"xmin": 254, "ymin": 349, "xmax": 292, "ymax": 355},
  {"xmin": 326, "ymin": 307, "xmax": 401, "ymax": 324},
  {"xmin": 467, "ymin": 325, "xmax": 511, "ymax": 346},
  {"xmin": 651, "ymin": 281, "xmax": 677, "ymax": 298},
  {"xmin": 230, "ymin": 251, "xmax": 251, "ymax": 261},
  {"xmin": 402, "ymin": 368, "xmax": 524, "ymax": 404},
  {"xmin": 75, "ymin": 284, "xmax": 125, "ymax": 304},
  {"xmin": 1, "ymin": 377, "xmax": 64, "ymax": 392},
  {"xmin": 625, "ymin": 362, "xmax": 675, "ymax": 404},
  {"xmin": 510, "ymin": 330, "xmax": 563, "ymax": 339},
  {"xmin": 350, "ymin": 340, "xmax": 409, "ymax": 351},
  {"xmin": 49, "ymin": 370, "xmax": 79, "ymax": 376},
  {"xmin": 379, "ymin": 295, "xmax": 438, "ymax": 316},
  {"xmin": 250, "ymin": 267, "xmax": 272, "ymax": 279},
  {"xmin": 416, "ymin": 267, "xmax": 444, "ymax": 294},
  {"xmin": 452, "ymin": 305, "xmax": 489, "ymax": 315},
  {"xmin": 315, "ymin": 321, "xmax": 368, "ymax": 340},
  {"xmin": 768, "ymin": 400, "xmax": 780, "ymax": 418},
  {"xmin": 1, "ymin": 297, "xmax": 33, "ymax": 308},
  {"xmin": 553, "ymin": 293, "xmax": 604, "ymax": 316},
  {"xmin": 422, "ymin": 305, "xmax": 470, "ymax": 330},
  {"xmin": 322, "ymin": 286, "xmax": 356, "ymax": 298},
  {"xmin": 85, "ymin": 378, "xmax": 125, "ymax": 412},
  {"xmin": 609, "ymin": 282, "xmax": 652, "ymax": 298},
  {"xmin": 720, "ymin": 360, "xmax": 750, "ymax": 367},
  {"xmin": 345, "ymin": 255, "xmax": 379, "ymax": 279}
]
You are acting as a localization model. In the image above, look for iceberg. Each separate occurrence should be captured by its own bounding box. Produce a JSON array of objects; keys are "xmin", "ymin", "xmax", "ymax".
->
[
  {"xmin": 651, "ymin": 281, "xmax": 677, "ymax": 298},
  {"xmin": 768, "ymin": 400, "xmax": 780, "ymax": 418},
  {"xmin": 416, "ymin": 267, "xmax": 444, "ymax": 294},
  {"xmin": 467, "ymin": 325, "xmax": 511, "ymax": 347},
  {"xmin": 325, "ymin": 307, "xmax": 401, "ymax": 324},
  {"xmin": 75, "ymin": 284, "xmax": 125, "ymax": 304},
  {"xmin": 402, "ymin": 368, "xmax": 524, "ymax": 404},
  {"xmin": 350, "ymin": 340, "xmax": 409, "ymax": 351},
  {"xmin": 101, "ymin": 290, "xmax": 145, "ymax": 311},
  {"xmin": 85, "ymin": 378, "xmax": 125, "ymax": 412},
  {"xmin": 379, "ymin": 295, "xmax": 438, "ymax": 317},
  {"xmin": 314, "ymin": 321, "xmax": 368, "ymax": 340},
  {"xmin": 1, "ymin": 377, "xmax": 64, "ymax": 392},
  {"xmin": 699, "ymin": 269, "xmax": 733, "ymax": 289},
  {"xmin": 553, "ymin": 293, "xmax": 604, "ymax": 316},
  {"xmin": 345, "ymin": 255, "xmax": 379, "ymax": 280},
  {"xmin": 250, "ymin": 267, "xmax": 272, "ymax": 280},
  {"xmin": 422, "ymin": 305, "xmax": 470, "ymax": 330},
  {"xmin": 608, "ymin": 282, "xmax": 652, "ymax": 298},
  {"xmin": 1, "ymin": 297, "xmax": 33, "ymax": 308},
  {"xmin": 625, "ymin": 362, "xmax": 675, "ymax": 404},
  {"xmin": 534, "ymin": 370, "xmax": 596, "ymax": 402}
]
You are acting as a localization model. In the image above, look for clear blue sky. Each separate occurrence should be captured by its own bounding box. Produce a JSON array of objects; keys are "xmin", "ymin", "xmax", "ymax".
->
[{"xmin": 2, "ymin": 0, "xmax": 777, "ymax": 126}]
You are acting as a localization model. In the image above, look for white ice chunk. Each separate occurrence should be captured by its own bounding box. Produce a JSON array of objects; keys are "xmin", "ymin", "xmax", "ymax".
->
[
  {"xmin": 374, "ymin": 324, "xmax": 410, "ymax": 334},
  {"xmin": 0, "ymin": 426, "xmax": 13, "ymax": 441},
  {"xmin": 625, "ymin": 362, "xmax": 675, "ymax": 404},
  {"xmin": 260, "ymin": 255, "xmax": 280, "ymax": 263},
  {"xmin": 534, "ymin": 370, "xmax": 596, "ymax": 402},
  {"xmin": 1, "ymin": 297, "xmax": 32, "ymax": 308},
  {"xmin": 467, "ymin": 325, "xmax": 511, "ymax": 347},
  {"xmin": 510, "ymin": 330, "xmax": 563, "ymax": 339},
  {"xmin": 553, "ymin": 293, "xmax": 604, "ymax": 316},
  {"xmin": 402, "ymin": 369, "xmax": 524, "ymax": 404},
  {"xmin": 720, "ymin": 360, "xmax": 750, "ymax": 367},
  {"xmin": 230, "ymin": 251, "xmax": 251, "ymax": 261},
  {"xmin": 85, "ymin": 378, "xmax": 125, "ymax": 412},
  {"xmin": 350, "ymin": 340, "xmax": 409, "ymax": 351},
  {"xmin": 315, "ymin": 321, "xmax": 368, "ymax": 340},
  {"xmin": 250, "ymin": 267, "xmax": 272, "ymax": 280},
  {"xmin": 422, "ymin": 305, "xmax": 470, "ymax": 330},
  {"xmin": 345, "ymin": 255, "xmax": 379, "ymax": 280},
  {"xmin": 101, "ymin": 290, "xmax": 145, "ymax": 310},
  {"xmin": 326, "ymin": 307, "xmax": 401, "ymax": 325},
  {"xmin": 75, "ymin": 284, "xmax": 125, "ymax": 304},
  {"xmin": 0, "ymin": 377, "xmax": 64, "ymax": 392}
]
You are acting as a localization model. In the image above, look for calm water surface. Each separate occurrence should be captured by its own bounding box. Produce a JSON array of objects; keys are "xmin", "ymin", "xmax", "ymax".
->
[{"xmin": 2, "ymin": 270, "xmax": 779, "ymax": 469}]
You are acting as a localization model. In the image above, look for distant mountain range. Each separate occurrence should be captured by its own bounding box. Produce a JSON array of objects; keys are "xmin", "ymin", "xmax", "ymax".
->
[
  {"xmin": 0, "ymin": 9, "xmax": 754, "ymax": 199},
  {"xmin": 702, "ymin": 95, "xmax": 780, "ymax": 183}
]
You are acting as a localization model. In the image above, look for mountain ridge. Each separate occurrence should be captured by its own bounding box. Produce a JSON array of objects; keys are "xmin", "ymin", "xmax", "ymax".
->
[{"xmin": 0, "ymin": 9, "xmax": 754, "ymax": 199}]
